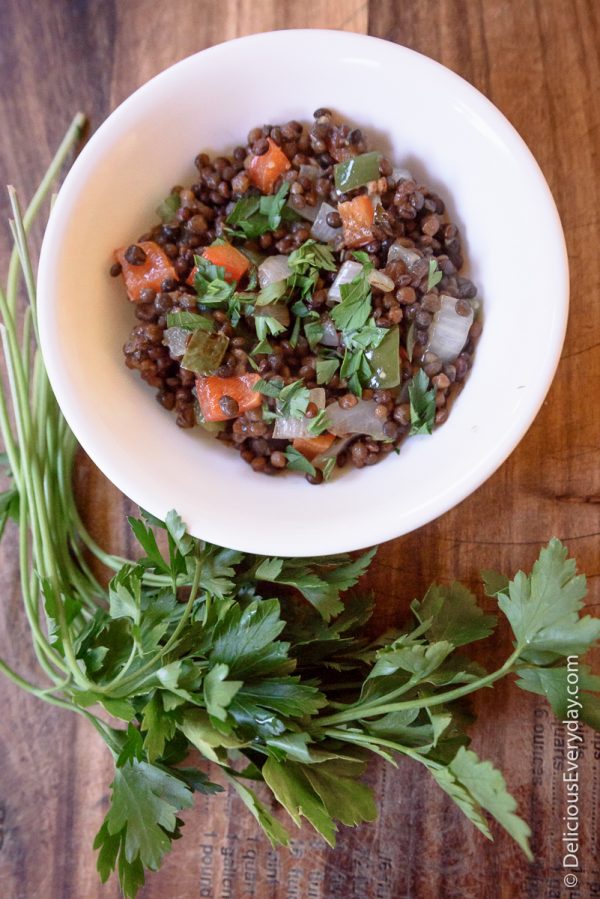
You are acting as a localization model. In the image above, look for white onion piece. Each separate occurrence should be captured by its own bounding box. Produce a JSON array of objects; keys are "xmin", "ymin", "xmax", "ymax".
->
[
  {"xmin": 325, "ymin": 400, "xmax": 387, "ymax": 439},
  {"xmin": 255, "ymin": 303, "xmax": 290, "ymax": 327},
  {"xmin": 294, "ymin": 201, "xmax": 320, "ymax": 223},
  {"xmin": 299, "ymin": 164, "xmax": 321, "ymax": 181},
  {"xmin": 387, "ymin": 241, "xmax": 422, "ymax": 269},
  {"xmin": 368, "ymin": 269, "xmax": 395, "ymax": 292},
  {"xmin": 311, "ymin": 202, "xmax": 342, "ymax": 244},
  {"xmin": 313, "ymin": 435, "xmax": 354, "ymax": 466},
  {"xmin": 258, "ymin": 255, "xmax": 291, "ymax": 288},
  {"xmin": 427, "ymin": 294, "xmax": 473, "ymax": 362},
  {"xmin": 163, "ymin": 327, "xmax": 190, "ymax": 358},
  {"xmin": 390, "ymin": 166, "xmax": 414, "ymax": 185},
  {"xmin": 328, "ymin": 260, "xmax": 363, "ymax": 302},
  {"xmin": 319, "ymin": 318, "xmax": 339, "ymax": 347},
  {"xmin": 272, "ymin": 388, "xmax": 325, "ymax": 439}
]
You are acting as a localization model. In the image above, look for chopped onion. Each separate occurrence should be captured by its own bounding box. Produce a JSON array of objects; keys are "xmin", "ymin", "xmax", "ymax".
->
[
  {"xmin": 162, "ymin": 327, "xmax": 190, "ymax": 359},
  {"xmin": 255, "ymin": 303, "xmax": 290, "ymax": 327},
  {"xmin": 311, "ymin": 202, "xmax": 342, "ymax": 244},
  {"xmin": 258, "ymin": 255, "xmax": 291, "ymax": 288},
  {"xmin": 294, "ymin": 201, "xmax": 319, "ymax": 223},
  {"xmin": 390, "ymin": 166, "xmax": 414, "ymax": 185},
  {"xmin": 387, "ymin": 241, "xmax": 422, "ymax": 269},
  {"xmin": 325, "ymin": 399, "xmax": 387, "ymax": 439},
  {"xmin": 427, "ymin": 294, "xmax": 474, "ymax": 362},
  {"xmin": 328, "ymin": 260, "xmax": 363, "ymax": 302},
  {"xmin": 368, "ymin": 269, "xmax": 395, "ymax": 292},
  {"xmin": 272, "ymin": 388, "xmax": 325, "ymax": 439},
  {"xmin": 319, "ymin": 317, "xmax": 339, "ymax": 347},
  {"xmin": 313, "ymin": 435, "xmax": 354, "ymax": 467}
]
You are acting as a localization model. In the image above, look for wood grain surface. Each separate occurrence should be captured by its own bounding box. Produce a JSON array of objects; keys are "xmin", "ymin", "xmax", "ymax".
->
[{"xmin": 1, "ymin": 1, "xmax": 599, "ymax": 897}]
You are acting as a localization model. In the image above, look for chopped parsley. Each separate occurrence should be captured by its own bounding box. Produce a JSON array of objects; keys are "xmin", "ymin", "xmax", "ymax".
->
[
  {"xmin": 284, "ymin": 446, "xmax": 317, "ymax": 476},
  {"xmin": 330, "ymin": 269, "xmax": 372, "ymax": 334},
  {"xmin": 255, "ymin": 379, "xmax": 310, "ymax": 420},
  {"xmin": 255, "ymin": 280, "xmax": 287, "ymax": 307},
  {"xmin": 165, "ymin": 311, "xmax": 214, "ymax": 332},
  {"xmin": 255, "ymin": 315, "xmax": 286, "ymax": 341},
  {"xmin": 250, "ymin": 338, "xmax": 273, "ymax": 357},
  {"xmin": 408, "ymin": 368, "xmax": 436, "ymax": 435},
  {"xmin": 315, "ymin": 358, "xmax": 339, "ymax": 386},
  {"xmin": 427, "ymin": 258, "xmax": 443, "ymax": 291},
  {"xmin": 156, "ymin": 192, "xmax": 181, "ymax": 223},
  {"xmin": 226, "ymin": 182, "xmax": 294, "ymax": 238},
  {"xmin": 306, "ymin": 409, "xmax": 331, "ymax": 437},
  {"xmin": 321, "ymin": 456, "xmax": 336, "ymax": 480}
]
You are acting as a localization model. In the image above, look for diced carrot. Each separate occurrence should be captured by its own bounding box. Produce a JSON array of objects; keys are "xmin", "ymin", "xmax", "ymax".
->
[
  {"xmin": 196, "ymin": 373, "xmax": 262, "ymax": 422},
  {"xmin": 293, "ymin": 434, "xmax": 335, "ymax": 461},
  {"xmin": 186, "ymin": 242, "xmax": 250, "ymax": 287},
  {"xmin": 338, "ymin": 195, "xmax": 375, "ymax": 248},
  {"xmin": 202, "ymin": 243, "xmax": 250, "ymax": 282},
  {"xmin": 249, "ymin": 138, "xmax": 291, "ymax": 194},
  {"xmin": 114, "ymin": 241, "xmax": 177, "ymax": 302}
]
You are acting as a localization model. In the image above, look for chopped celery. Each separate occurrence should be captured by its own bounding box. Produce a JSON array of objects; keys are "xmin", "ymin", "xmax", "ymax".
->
[
  {"xmin": 334, "ymin": 152, "xmax": 380, "ymax": 192},
  {"xmin": 366, "ymin": 325, "xmax": 400, "ymax": 388},
  {"xmin": 181, "ymin": 330, "xmax": 229, "ymax": 375}
]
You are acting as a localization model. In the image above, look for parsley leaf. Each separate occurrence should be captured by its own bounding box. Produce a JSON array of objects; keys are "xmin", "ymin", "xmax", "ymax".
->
[
  {"xmin": 255, "ymin": 279, "xmax": 287, "ymax": 307},
  {"xmin": 165, "ymin": 311, "xmax": 214, "ymax": 332},
  {"xmin": 226, "ymin": 183, "xmax": 291, "ymax": 238},
  {"xmin": 330, "ymin": 270, "xmax": 372, "ymax": 334},
  {"xmin": 97, "ymin": 760, "xmax": 194, "ymax": 874},
  {"xmin": 284, "ymin": 446, "xmax": 317, "ymax": 476},
  {"xmin": 427, "ymin": 258, "xmax": 443, "ymax": 291},
  {"xmin": 155, "ymin": 193, "xmax": 180, "ymax": 223},
  {"xmin": 408, "ymin": 369, "xmax": 436, "ymax": 435},
  {"xmin": 192, "ymin": 255, "xmax": 236, "ymax": 304},
  {"xmin": 411, "ymin": 582, "xmax": 497, "ymax": 647},
  {"xmin": 316, "ymin": 357, "xmax": 340, "ymax": 385},
  {"xmin": 497, "ymin": 538, "xmax": 600, "ymax": 663},
  {"xmin": 250, "ymin": 338, "xmax": 273, "ymax": 356},
  {"xmin": 255, "ymin": 314, "xmax": 287, "ymax": 340},
  {"xmin": 278, "ymin": 380, "xmax": 311, "ymax": 418},
  {"xmin": 304, "ymin": 317, "xmax": 324, "ymax": 351},
  {"xmin": 306, "ymin": 409, "xmax": 331, "ymax": 437}
]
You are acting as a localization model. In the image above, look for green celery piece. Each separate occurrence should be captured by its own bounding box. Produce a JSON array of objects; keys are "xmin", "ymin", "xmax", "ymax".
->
[
  {"xmin": 366, "ymin": 325, "xmax": 400, "ymax": 388},
  {"xmin": 181, "ymin": 330, "xmax": 229, "ymax": 375},
  {"xmin": 334, "ymin": 152, "xmax": 380, "ymax": 192}
]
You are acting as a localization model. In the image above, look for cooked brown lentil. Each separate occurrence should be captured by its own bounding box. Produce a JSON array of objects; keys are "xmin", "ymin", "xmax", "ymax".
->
[{"xmin": 117, "ymin": 111, "xmax": 481, "ymax": 482}]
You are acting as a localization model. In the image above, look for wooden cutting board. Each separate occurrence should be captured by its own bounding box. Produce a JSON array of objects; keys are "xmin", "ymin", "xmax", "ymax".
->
[{"xmin": 0, "ymin": 2, "xmax": 598, "ymax": 897}]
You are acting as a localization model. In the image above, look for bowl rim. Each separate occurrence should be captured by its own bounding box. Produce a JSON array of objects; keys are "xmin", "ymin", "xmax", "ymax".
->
[{"xmin": 37, "ymin": 29, "xmax": 569, "ymax": 556}]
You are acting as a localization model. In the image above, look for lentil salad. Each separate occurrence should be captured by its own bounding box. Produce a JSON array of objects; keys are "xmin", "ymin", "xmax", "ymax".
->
[{"xmin": 114, "ymin": 110, "xmax": 481, "ymax": 483}]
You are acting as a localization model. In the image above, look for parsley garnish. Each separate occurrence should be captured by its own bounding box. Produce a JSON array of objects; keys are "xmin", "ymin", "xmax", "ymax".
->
[
  {"xmin": 156, "ymin": 192, "xmax": 181, "ymax": 223},
  {"xmin": 165, "ymin": 311, "xmax": 214, "ymax": 332},
  {"xmin": 255, "ymin": 315, "xmax": 286, "ymax": 341},
  {"xmin": 226, "ymin": 183, "xmax": 293, "ymax": 239},
  {"xmin": 288, "ymin": 239, "xmax": 337, "ymax": 298},
  {"xmin": 306, "ymin": 409, "xmax": 331, "ymax": 437},
  {"xmin": 316, "ymin": 357, "xmax": 339, "ymax": 385},
  {"xmin": 255, "ymin": 280, "xmax": 288, "ymax": 307},
  {"xmin": 427, "ymin": 258, "xmax": 443, "ymax": 291},
  {"xmin": 321, "ymin": 456, "xmax": 336, "ymax": 480},
  {"xmin": 278, "ymin": 380, "xmax": 311, "ymax": 418},
  {"xmin": 255, "ymin": 379, "xmax": 310, "ymax": 419},
  {"xmin": 250, "ymin": 338, "xmax": 273, "ymax": 357},
  {"xmin": 408, "ymin": 368, "xmax": 436, "ymax": 435},
  {"xmin": 284, "ymin": 446, "xmax": 317, "ymax": 476},
  {"xmin": 192, "ymin": 255, "xmax": 236, "ymax": 304},
  {"xmin": 330, "ymin": 269, "xmax": 372, "ymax": 334},
  {"xmin": 303, "ymin": 316, "xmax": 324, "ymax": 351}
]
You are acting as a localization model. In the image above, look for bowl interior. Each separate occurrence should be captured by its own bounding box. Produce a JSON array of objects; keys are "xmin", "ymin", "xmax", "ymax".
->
[{"xmin": 38, "ymin": 30, "xmax": 568, "ymax": 556}]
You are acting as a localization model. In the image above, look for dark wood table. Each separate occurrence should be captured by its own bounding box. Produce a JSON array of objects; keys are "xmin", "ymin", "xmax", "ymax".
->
[{"xmin": 1, "ymin": 2, "xmax": 598, "ymax": 897}]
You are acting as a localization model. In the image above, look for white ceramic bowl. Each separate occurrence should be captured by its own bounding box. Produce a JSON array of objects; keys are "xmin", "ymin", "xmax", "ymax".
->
[{"xmin": 38, "ymin": 30, "xmax": 568, "ymax": 557}]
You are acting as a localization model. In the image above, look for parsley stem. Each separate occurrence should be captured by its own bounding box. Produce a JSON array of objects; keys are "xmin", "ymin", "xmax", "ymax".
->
[
  {"xmin": 324, "ymin": 728, "xmax": 445, "ymax": 770},
  {"xmin": 318, "ymin": 649, "xmax": 522, "ymax": 726},
  {"xmin": 5, "ymin": 112, "xmax": 85, "ymax": 317}
]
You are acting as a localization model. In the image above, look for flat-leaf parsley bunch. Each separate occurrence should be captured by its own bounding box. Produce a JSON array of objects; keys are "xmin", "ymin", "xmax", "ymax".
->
[{"xmin": 1, "ymin": 118, "xmax": 599, "ymax": 898}]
